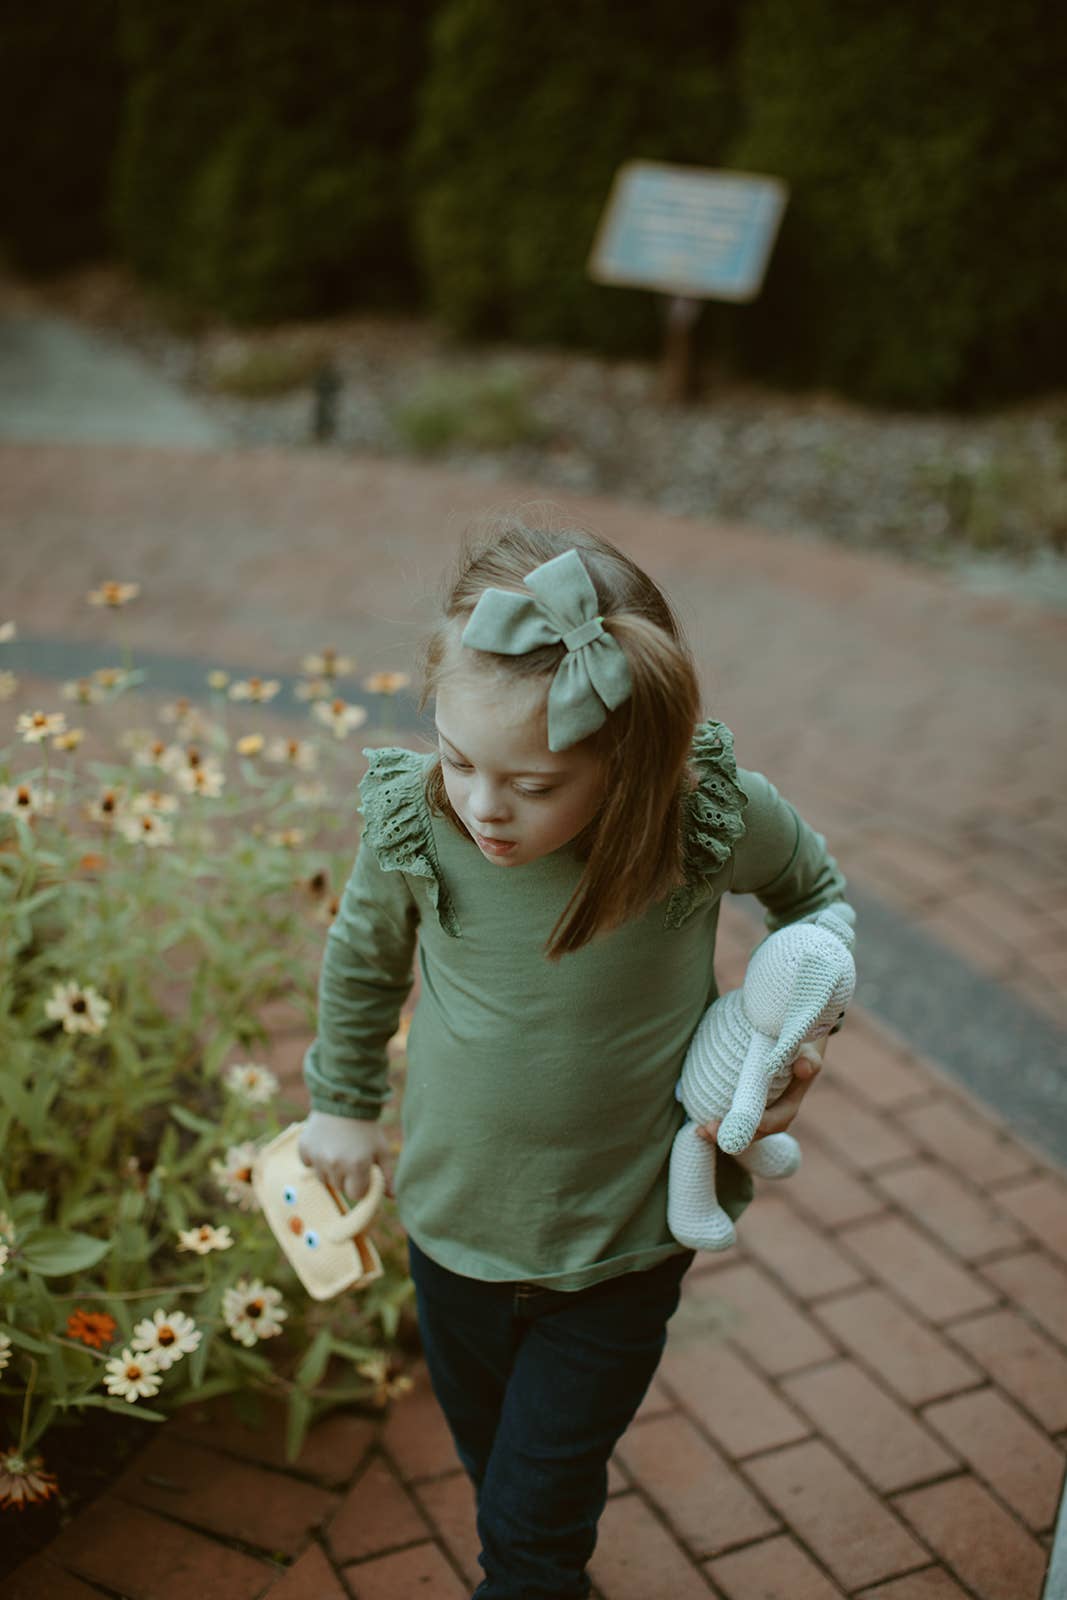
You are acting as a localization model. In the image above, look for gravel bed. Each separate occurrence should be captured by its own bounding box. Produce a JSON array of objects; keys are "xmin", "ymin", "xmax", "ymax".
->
[{"xmin": 15, "ymin": 268, "xmax": 1067, "ymax": 607}]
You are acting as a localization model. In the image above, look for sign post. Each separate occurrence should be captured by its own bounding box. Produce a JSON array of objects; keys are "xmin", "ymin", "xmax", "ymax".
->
[{"xmin": 588, "ymin": 161, "xmax": 788, "ymax": 403}]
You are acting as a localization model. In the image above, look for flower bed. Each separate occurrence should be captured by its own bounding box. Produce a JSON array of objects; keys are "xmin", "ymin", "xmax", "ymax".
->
[{"xmin": 0, "ymin": 593, "xmax": 415, "ymax": 1557}]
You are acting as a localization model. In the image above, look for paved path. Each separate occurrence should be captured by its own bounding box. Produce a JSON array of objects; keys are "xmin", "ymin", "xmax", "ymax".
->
[
  {"xmin": 0, "ymin": 313, "xmax": 223, "ymax": 448},
  {"xmin": 2, "ymin": 429, "xmax": 1066, "ymax": 1598}
]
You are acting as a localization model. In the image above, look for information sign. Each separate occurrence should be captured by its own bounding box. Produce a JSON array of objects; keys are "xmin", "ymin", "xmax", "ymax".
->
[{"xmin": 588, "ymin": 161, "xmax": 788, "ymax": 304}]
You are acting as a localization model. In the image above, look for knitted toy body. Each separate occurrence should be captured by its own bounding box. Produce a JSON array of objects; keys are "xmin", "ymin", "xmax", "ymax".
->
[{"xmin": 669, "ymin": 906, "xmax": 856, "ymax": 1252}]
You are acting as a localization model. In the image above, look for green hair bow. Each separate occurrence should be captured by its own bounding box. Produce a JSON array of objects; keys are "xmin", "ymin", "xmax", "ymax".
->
[{"xmin": 460, "ymin": 549, "xmax": 634, "ymax": 751}]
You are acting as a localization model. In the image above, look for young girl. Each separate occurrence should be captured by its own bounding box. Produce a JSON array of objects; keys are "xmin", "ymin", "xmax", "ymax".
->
[{"xmin": 299, "ymin": 511, "xmax": 853, "ymax": 1600}]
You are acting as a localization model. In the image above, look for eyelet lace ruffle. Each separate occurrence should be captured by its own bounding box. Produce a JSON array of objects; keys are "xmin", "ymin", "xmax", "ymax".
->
[
  {"xmin": 665, "ymin": 720, "xmax": 749, "ymax": 929},
  {"xmin": 358, "ymin": 748, "xmax": 459, "ymax": 937}
]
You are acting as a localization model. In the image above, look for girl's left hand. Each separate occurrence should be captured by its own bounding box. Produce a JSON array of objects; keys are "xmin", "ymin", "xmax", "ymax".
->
[{"xmin": 696, "ymin": 1037, "xmax": 827, "ymax": 1145}]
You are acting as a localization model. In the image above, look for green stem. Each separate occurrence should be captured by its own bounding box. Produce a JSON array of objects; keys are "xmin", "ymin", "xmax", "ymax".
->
[
  {"xmin": 16, "ymin": 1358, "xmax": 37, "ymax": 1456},
  {"xmin": 49, "ymin": 1280, "xmax": 208, "ymax": 1301}
]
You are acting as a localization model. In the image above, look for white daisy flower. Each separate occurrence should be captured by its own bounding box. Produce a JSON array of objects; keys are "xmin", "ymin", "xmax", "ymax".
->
[
  {"xmin": 0, "ymin": 782, "xmax": 55, "ymax": 820},
  {"xmin": 0, "ymin": 672, "xmax": 18, "ymax": 701},
  {"xmin": 88, "ymin": 581, "xmax": 140, "ymax": 608},
  {"xmin": 311, "ymin": 697, "xmax": 367, "ymax": 739},
  {"xmin": 210, "ymin": 1142, "xmax": 259, "ymax": 1209},
  {"xmin": 267, "ymin": 828, "xmax": 306, "ymax": 849},
  {"xmin": 16, "ymin": 710, "xmax": 67, "ymax": 744},
  {"xmin": 174, "ymin": 763, "xmax": 225, "ymax": 798},
  {"xmin": 222, "ymin": 1279, "xmax": 287, "ymax": 1347},
  {"xmin": 44, "ymin": 982, "xmax": 111, "ymax": 1036},
  {"xmin": 363, "ymin": 670, "xmax": 411, "ymax": 695},
  {"xmin": 294, "ymin": 677, "xmax": 332, "ymax": 702},
  {"xmin": 177, "ymin": 1222, "xmax": 234, "ymax": 1255},
  {"xmin": 228, "ymin": 677, "xmax": 281, "ymax": 704},
  {"xmin": 265, "ymin": 736, "xmax": 318, "ymax": 771},
  {"xmin": 130, "ymin": 790, "xmax": 180, "ymax": 817},
  {"xmin": 118, "ymin": 812, "xmax": 174, "ymax": 848},
  {"xmin": 103, "ymin": 1347, "xmax": 162, "ymax": 1402},
  {"xmin": 130, "ymin": 1308, "xmax": 201, "ymax": 1371},
  {"xmin": 0, "ymin": 621, "xmax": 15, "ymax": 642},
  {"xmin": 61, "ymin": 678, "xmax": 102, "ymax": 705},
  {"xmin": 302, "ymin": 648, "xmax": 354, "ymax": 679},
  {"xmin": 293, "ymin": 781, "xmax": 327, "ymax": 807},
  {"xmin": 0, "ymin": 1243, "xmax": 9, "ymax": 1278},
  {"xmin": 0, "ymin": 1332, "xmax": 11, "ymax": 1373},
  {"xmin": 206, "ymin": 670, "xmax": 230, "ymax": 691},
  {"xmin": 223, "ymin": 1063, "xmax": 279, "ymax": 1104},
  {"xmin": 92, "ymin": 667, "xmax": 133, "ymax": 693},
  {"xmin": 52, "ymin": 729, "xmax": 85, "ymax": 752},
  {"xmin": 86, "ymin": 787, "xmax": 125, "ymax": 825}
]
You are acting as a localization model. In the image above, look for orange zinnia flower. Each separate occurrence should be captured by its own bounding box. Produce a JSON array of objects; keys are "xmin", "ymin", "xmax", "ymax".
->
[{"xmin": 66, "ymin": 1309, "xmax": 118, "ymax": 1349}]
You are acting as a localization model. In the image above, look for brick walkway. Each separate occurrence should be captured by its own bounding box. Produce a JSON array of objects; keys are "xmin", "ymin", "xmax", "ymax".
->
[{"xmin": 2, "ymin": 442, "xmax": 1066, "ymax": 1598}]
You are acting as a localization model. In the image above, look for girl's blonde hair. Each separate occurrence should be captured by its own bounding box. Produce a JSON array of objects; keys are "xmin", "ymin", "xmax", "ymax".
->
[{"xmin": 417, "ymin": 505, "xmax": 702, "ymax": 960}]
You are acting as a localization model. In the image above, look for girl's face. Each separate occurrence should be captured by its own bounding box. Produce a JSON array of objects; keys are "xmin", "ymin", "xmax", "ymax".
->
[{"xmin": 435, "ymin": 666, "xmax": 607, "ymax": 868}]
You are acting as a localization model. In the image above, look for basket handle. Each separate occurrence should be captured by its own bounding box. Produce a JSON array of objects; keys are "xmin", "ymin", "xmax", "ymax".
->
[{"xmin": 323, "ymin": 1163, "xmax": 386, "ymax": 1242}]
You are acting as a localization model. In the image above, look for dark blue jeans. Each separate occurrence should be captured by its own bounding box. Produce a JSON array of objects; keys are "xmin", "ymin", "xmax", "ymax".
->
[{"xmin": 407, "ymin": 1236, "xmax": 695, "ymax": 1599}]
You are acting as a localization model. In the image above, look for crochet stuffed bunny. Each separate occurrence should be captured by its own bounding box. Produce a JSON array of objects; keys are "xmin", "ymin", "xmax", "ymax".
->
[{"xmin": 669, "ymin": 905, "xmax": 856, "ymax": 1252}]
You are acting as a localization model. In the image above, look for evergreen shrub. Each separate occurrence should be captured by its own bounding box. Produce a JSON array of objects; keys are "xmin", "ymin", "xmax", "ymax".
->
[
  {"xmin": 725, "ymin": 0, "xmax": 1067, "ymax": 405},
  {"xmin": 112, "ymin": 0, "xmax": 432, "ymax": 322},
  {"xmin": 0, "ymin": 2, "xmax": 125, "ymax": 273},
  {"xmin": 411, "ymin": 0, "xmax": 741, "ymax": 354}
]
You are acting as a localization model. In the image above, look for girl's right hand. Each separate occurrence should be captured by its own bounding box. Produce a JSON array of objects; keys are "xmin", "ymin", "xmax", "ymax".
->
[{"xmin": 298, "ymin": 1111, "xmax": 395, "ymax": 1203}]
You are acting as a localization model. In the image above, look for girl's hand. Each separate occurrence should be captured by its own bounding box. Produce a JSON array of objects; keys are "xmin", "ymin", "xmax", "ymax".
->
[
  {"xmin": 298, "ymin": 1110, "xmax": 396, "ymax": 1201},
  {"xmin": 696, "ymin": 1038, "xmax": 827, "ymax": 1145}
]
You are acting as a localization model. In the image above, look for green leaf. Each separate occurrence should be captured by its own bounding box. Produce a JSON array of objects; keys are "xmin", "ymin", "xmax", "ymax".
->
[
  {"xmin": 0, "ymin": 1325, "xmax": 51, "ymax": 1354},
  {"xmin": 169, "ymin": 1103, "xmax": 217, "ymax": 1135},
  {"xmin": 74, "ymin": 1394, "xmax": 168, "ymax": 1423},
  {"xmin": 295, "ymin": 1326, "xmax": 332, "ymax": 1389},
  {"xmin": 20, "ymin": 1227, "xmax": 112, "ymax": 1275},
  {"xmin": 285, "ymin": 1388, "xmax": 313, "ymax": 1463}
]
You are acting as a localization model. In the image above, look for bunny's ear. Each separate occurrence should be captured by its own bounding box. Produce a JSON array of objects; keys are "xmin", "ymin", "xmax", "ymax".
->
[{"xmin": 765, "ymin": 960, "xmax": 842, "ymax": 1077}]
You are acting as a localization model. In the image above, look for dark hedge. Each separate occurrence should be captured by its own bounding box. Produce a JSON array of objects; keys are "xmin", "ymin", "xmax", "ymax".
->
[
  {"xmin": 0, "ymin": 1, "xmax": 125, "ymax": 273},
  {"xmin": 725, "ymin": 0, "xmax": 1067, "ymax": 405},
  {"xmin": 112, "ymin": 0, "xmax": 433, "ymax": 322},
  {"xmin": 410, "ymin": 0, "xmax": 741, "ymax": 354}
]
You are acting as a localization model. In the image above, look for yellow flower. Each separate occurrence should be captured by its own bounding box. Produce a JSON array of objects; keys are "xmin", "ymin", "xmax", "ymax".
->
[
  {"xmin": 16, "ymin": 709, "xmax": 67, "ymax": 743},
  {"xmin": 311, "ymin": 697, "xmax": 368, "ymax": 739},
  {"xmin": 88, "ymin": 581, "xmax": 140, "ymax": 607},
  {"xmin": 207, "ymin": 670, "xmax": 230, "ymax": 691},
  {"xmin": 228, "ymin": 677, "xmax": 281, "ymax": 704},
  {"xmin": 236, "ymin": 733, "xmax": 265, "ymax": 756},
  {"xmin": 0, "ymin": 671, "xmax": 18, "ymax": 701},
  {"xmin": 363, "ymin": 670, "xmax": 411, "ymax": 695},
  {"xmin": 53, "ymin": 728, "xmax": 85, "ymax": 752}
]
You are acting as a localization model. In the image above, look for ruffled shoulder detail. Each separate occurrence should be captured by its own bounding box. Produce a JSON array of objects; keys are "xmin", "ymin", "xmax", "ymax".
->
[
  {"xmin": 665, "ymin": 720, "xmax": 749, "ymax": 929},
  {"xmin": 358, "ymin": 747, "xmax": 459, "ymax": 937}
]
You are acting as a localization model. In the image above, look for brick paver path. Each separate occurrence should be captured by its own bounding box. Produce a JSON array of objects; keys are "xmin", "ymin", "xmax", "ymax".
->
[{"xmin": 2, "ymin": 442, "xmax": 1066, "ymax": 1598}]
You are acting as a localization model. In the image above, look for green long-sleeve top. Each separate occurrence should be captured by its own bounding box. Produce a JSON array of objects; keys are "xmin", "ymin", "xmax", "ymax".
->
[{"xmin": 304, "ymin": 721, "xmax": 853, "ymax": 1290}]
